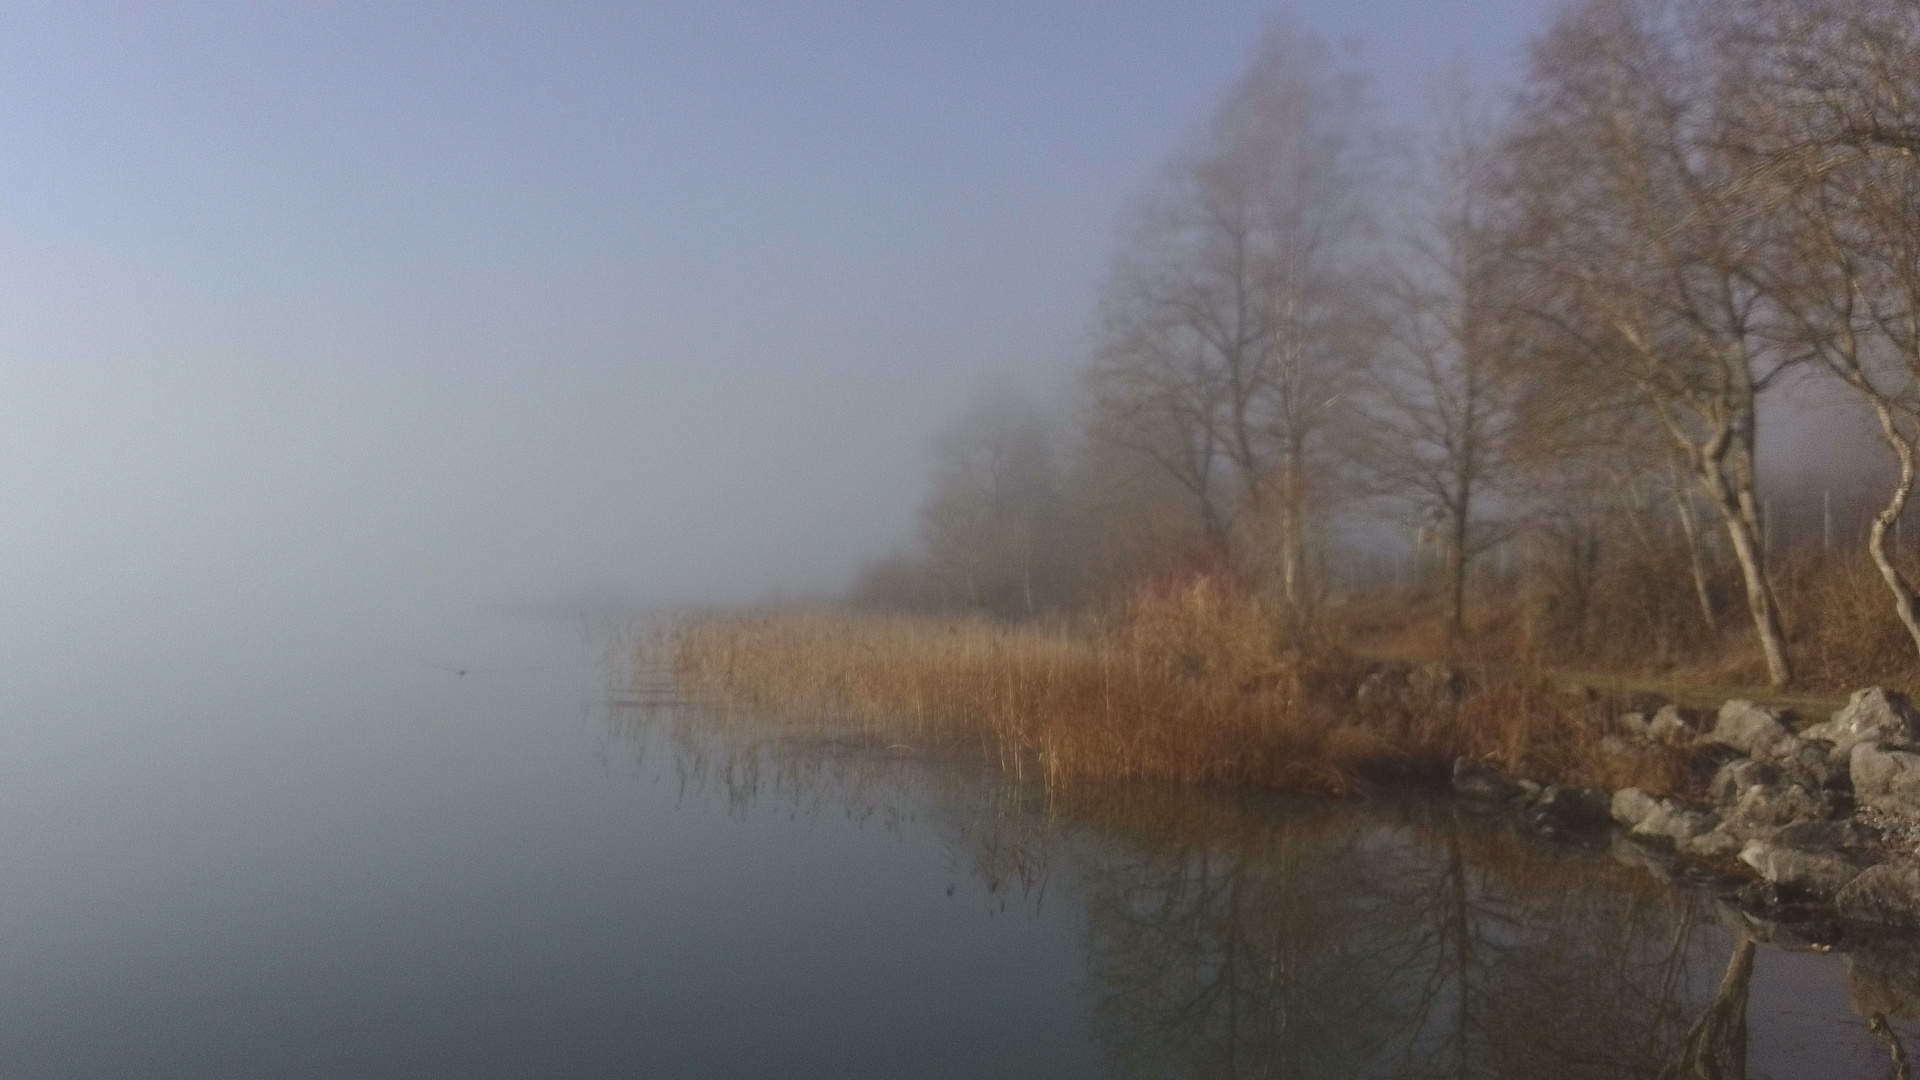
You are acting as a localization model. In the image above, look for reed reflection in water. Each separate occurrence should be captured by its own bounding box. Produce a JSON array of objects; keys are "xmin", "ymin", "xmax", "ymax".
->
[{"xmin": 608, "ymin": 702, "xmax": 1919, "ymax": 1079}]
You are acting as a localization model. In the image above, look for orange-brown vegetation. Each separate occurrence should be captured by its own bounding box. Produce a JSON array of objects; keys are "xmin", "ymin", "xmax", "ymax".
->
[
  {"xmin": 1774, "ymin": 551, "xmax": 1920, "ymax": 695},
  {"xmin": 665, "ymin": 577, "xmax": 1689, "ymax": 799},
  {"xmin": 1338, "ymin": 542, "xmax": 1920, "ymax": 701}
]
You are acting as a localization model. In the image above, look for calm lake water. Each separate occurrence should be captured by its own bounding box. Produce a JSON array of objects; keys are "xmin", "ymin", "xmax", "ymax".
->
[{"xmin": 0, "ymin": 617, "xmax": 1913, "ymax": 1078}]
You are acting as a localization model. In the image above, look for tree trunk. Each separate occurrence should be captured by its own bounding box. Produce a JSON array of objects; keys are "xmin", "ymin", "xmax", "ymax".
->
[
  {"xmin": 1866, "ymin": 400, "xmax": 1920, "ymax": 662},
  {"xmin": 1670, "ymin": 461, "xmax": 1718, "ymax": 631},
  {"xmin": 1274, "ymin": 452, "xmax": 1308, "ymax": 627},
  {"xmin": 1278, "ymin": 510, "xmax": 1302, "ymax": 608},
  {"xmin": 1446, "ymin": 501, "xmax": 1470, "ymax": 641},
  {"xmin": 1699, "ymin": 445, "xmax": 1792, "ymax": 687},
  {"xmin": 1711, "ymin": 484, "xmax": 1793, "ymax": 688}
]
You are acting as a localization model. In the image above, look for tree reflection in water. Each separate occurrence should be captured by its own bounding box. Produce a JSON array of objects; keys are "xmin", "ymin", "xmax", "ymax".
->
[
  {"xmin": 1045, "ymin": 792, "xmax": 1718, "ymax": 1079},
  {"xmin": 607, "ymin": 707, "xmax": 1914, "ymax": 1079},
  {"xmin": 1658, "ymin": 932, "xmax": 1752, "ymax": 1080}
]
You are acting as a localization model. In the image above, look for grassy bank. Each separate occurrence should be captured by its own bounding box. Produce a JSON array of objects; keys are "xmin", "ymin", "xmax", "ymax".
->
[{"xmin": 663, "ymin": 579, "xmax": 1688, "ymax": 797}]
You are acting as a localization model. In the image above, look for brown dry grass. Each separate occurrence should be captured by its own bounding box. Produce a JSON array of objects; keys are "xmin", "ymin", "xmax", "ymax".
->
[
  {"xmin": 663, "ymin": 577, "xmax": 1688, "ymax": 798},
  {"xmin": 1776, "ymin": 551, "xmax": 1920, "ymax": 695},
  {"xmin": 1333, "ymin": 543, "xmax": 1920, "ymax": 707}
]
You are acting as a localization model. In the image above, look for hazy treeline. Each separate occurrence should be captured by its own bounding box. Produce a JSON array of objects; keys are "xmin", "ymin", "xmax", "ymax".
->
[{"xmin": 855, "ymin": 0, "xmax": 1920, "ymax": 689}]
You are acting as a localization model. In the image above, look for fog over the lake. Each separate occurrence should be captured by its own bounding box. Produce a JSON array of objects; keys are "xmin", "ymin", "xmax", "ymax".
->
[{"xmin": 0, "ymin": 0, "xmax": 1692, "ymax": 666}]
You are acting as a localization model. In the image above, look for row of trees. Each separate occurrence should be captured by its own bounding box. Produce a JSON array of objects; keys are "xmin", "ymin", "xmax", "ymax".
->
[{"xmin": 857, "ymin": 0, "xmax": 1920, "ymax": 689}]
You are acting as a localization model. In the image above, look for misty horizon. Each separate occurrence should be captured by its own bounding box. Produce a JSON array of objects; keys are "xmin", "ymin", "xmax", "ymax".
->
[{"xmin": 0, "ymin": 2, "xmax": 1571, "ymax": 648}]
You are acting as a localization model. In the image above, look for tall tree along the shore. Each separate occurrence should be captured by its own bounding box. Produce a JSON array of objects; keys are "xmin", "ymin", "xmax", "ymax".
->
[
  {"xmin": 1498, "ymin": 0, "xmax": 1798, "ymax": 686},
  {"xmin": 1352, "ymin": 78, "xmax": 1520, "ymax": 640},
  {"xmin": 854, "ymin": 0, "xmax": 1920, "ymax": 686},
  {"xmin": 1087, "ymin": 24, "xmax": 1376, "ymax": 618},
  {"xmin": 1734, "ymin": 0, "xmax": 1920, "ymax": 663}
]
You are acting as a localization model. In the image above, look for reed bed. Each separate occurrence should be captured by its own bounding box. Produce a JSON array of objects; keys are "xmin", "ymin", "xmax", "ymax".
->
[{"xmin": 663, "ymin": 578, "xmax": 1686, "ymax": 797}]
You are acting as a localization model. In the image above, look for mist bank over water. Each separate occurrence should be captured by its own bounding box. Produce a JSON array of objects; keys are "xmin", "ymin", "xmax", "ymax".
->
[{"xmin": 0, "ymin": 3, "xmax": 1552, "ymax": 650}]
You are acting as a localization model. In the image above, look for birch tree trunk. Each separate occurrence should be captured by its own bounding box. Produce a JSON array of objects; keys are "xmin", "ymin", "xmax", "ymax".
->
[
  {"xmin": 1670, "ymin": 460, "xmax": 1718, "ymax": 630},
  {"xmin": 1865, "ymin": 400, "xmax": 1920, "ymax": 658},
  {"xmin": 1698, "ymin": 422, "xmax": 1794, "ymax": 687}
]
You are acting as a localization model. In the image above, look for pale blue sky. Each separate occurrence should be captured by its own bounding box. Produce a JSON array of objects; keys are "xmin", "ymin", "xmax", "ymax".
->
[{"xmin": 0, "ymin": 2, "xmax": 1552, "ymax": 659}]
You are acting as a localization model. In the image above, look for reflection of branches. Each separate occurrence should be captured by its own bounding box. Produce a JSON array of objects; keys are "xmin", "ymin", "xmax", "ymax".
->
[
  {"xmin": 599, "ymin": 694, "xmax": 1874, "ymax": 1080},
  {"xmin": 1067, "ymin": 798, "xmax": 1727, "ymax": 1079},
  {"xmin": 1851, "ymin": 943, "xmax": 1920, "ymax": 1080},
  {"xmin": 1379, "ymin": 810, "xmax": 1703, "ymax": 1079},
  {"xmin": 1078, "ymin": 821, "xmax": 1380, "ymax": 1077},
  {"xmin": 1867, "ymin": 1014, "xmax": 1911, "ymax": 1080},
  {"xmin": 1659, "ymin": 933, "xmax": 1754, "ymax": 1080},
  {"xmin": 1638, "ymin": 903, "xmax": 1703, "ymax": 1067}
]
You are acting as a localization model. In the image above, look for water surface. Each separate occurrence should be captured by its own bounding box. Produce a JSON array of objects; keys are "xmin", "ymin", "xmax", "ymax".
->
[{"xmin": 0, "ymin": 619, "xmax": 1911, "ymax": 1077}]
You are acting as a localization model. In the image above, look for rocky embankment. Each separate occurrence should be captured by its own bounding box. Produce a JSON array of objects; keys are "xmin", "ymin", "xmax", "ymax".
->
[{"xmin": 1454, "ymin": 687, "xmax": 1920, "ymax": 933}]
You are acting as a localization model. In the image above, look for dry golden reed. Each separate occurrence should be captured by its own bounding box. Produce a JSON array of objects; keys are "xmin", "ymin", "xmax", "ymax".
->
[{"xmin": 664, "ymin": 578, "xmax": 1685, "ymax": 797}]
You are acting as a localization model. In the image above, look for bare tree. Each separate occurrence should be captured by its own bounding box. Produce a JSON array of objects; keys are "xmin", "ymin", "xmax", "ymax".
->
[
  {"xmin": 1354, "ymin": 77, "xmax": 1520, "ymax": 639},
  {"xmin": 1498, "ymin": 0, "xmax": 1799, "ymax": 686},
  {"xmin": 1732, "ymin": 0, "xmax": 1920, "ymax": 661},
  {"xmin": 1088, "ymin": 21, "xmax": 1376, "ymax": 617}
]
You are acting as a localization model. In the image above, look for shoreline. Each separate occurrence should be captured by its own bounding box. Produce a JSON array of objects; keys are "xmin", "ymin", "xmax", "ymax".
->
[
  {"xmin": 658, "ymin": 605, "xmax": 1920, "ymax": 934},
  {"xmin": 1455, "ymin": 689, "xmax": 1920, "ymax": 937}
]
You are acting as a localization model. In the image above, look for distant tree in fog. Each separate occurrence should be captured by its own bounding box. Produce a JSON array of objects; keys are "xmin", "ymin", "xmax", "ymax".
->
[
  {"xmin": 916, "ymin": 387, "xmax": 1068, "ymax": 618},
  {"xmin": 1351, "ymin": 77, "xmax": 1520, "ymax": 640},
  {"xmin": 1060, "ymin": 414, "xmax": 1221, "ymax": 605},
  {"xmin": 1087, "ymin": 22, "xmax": 1378, "ymax": 618}
]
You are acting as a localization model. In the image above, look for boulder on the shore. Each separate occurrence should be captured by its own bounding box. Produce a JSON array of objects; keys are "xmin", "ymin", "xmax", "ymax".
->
[
  {"xmin": 1646, "ymin": 704, "xmax": 1693, "ymax": 746},
  {"xmin": 1613, "ymin": 705, "xmax": 1691, "ymax": 745},
  {"xmin": 1724, "ymin": 781, "xmax": 1836, "ymax": 834},
  {"xmin": 1772, "ymin": 737, "xmax": 1846, "ymax": 791},
  {"xmin": 1836, "ymin": 860, "xmax": 1920, "ymax": 929},
  {"xmin": 1457, "ymin": 687, "xmax": 1920, "ymax": 928},
  {"xmin": 1612, "ymin": 788, "xmax": 1719, "ymax": 848},
  {"xmin": 1706, "ymin": 700, "xmax": 1796, "ymax": 758},
  {"xmin": 1704, "ymin": 751, "xmax": 1839, "ymax": 855},
  {"xmin": 1773, "ymin": 818, "xmax": 1869, "ymax": 850},
  {"xmin": 1738, "ymin": 838, "xmax": 1866, "ymax": 895},
  {"xmin": 1710, "ymin": 757, "xmax": 1772, "ymax": 806},
  {"xmin": 1685, "ymin": 824, "xmax": 1747, "ymax": 860},
  {"xmin": 1610, "ymin": 787, "xmax": 1659, "ymax": 826},
  {"xmin": 1801, "ymin": 687, "xmax": 1920, "ymax": 766},
  {"xmin": 1850, "ymin": 742, "xmax": 1920, "ymax": 824}
]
